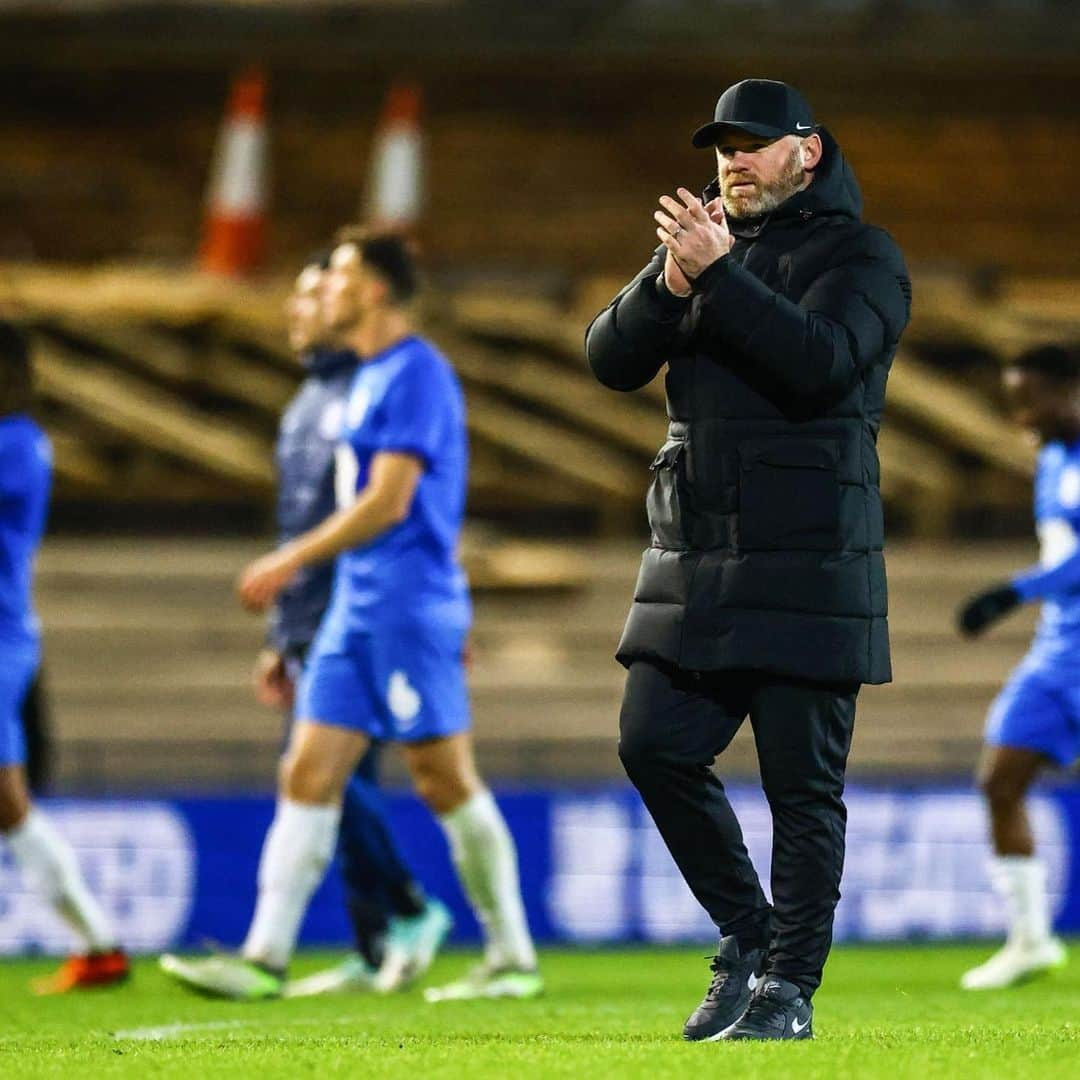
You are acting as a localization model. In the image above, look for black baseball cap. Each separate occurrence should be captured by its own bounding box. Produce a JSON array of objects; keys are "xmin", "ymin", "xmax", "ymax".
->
[{"xmin": 692, "ymin": 79, "xmax": 817, "ymax": 149}]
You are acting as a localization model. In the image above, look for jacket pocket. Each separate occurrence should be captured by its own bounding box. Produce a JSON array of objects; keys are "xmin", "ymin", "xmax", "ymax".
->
[
  {"xmin": 737, "ymin": 438, "xmax": 841, "ymax": 551},
  {"xmin": 646, "ymin": 440, "xmax": 689, "ymax": 550}
]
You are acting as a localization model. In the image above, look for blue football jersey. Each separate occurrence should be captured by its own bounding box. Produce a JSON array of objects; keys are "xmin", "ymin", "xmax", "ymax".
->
[
  {"xmin": 0, "ymin": 415, "xmax": 52, "ymax": 644},
  {"xmin": 318, "ymin": 335, "xmax": 470, "ymax": 647},
  {"xmin": 1013, "ymin": 440, "xmax": 1080, "ymax": 663}
]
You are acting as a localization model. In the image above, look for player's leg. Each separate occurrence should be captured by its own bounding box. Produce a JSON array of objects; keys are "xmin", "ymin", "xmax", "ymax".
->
[
  {"xmin": 163, "ymin": 720, "xmax": 367, "ymax": 999},
  {"xmin": 285, "ymin": 743, "xmax": 444, "ymax": 998},
  {"xmin": 162, "ymin": 651, "xmax": 371, "ymax": 1000},
  {"xmin": 20, "ymin": 666, "xmax": 53, "ymax": 794},
  {"xmin": 962, "ymin": 749, "xmax": 1066, "ymax": 989},
  {"xmin": 961, "ymin": 668, "xmax": 1070, "ymax": 989},
  {"xmin": 618, "ymin": 661, "xmax": 770, "ymax": 1040},
  {"xmin": 243, "ymin": 718, "xmax": 367, "ymax": 967},
  {"xmin": 338, "ymin": 745, "xmax": 430, "ymax": 964},
  {"xmin": 404, "ymin": 731, "xmax": 539, "ymax": 1001},
  {"xmin": 981, "ymin": 743, "xmax": 1047, "ymax": 858},
  {"xmin": 1, "ymin": 652, "xmax": 127, "ymax": 993}
]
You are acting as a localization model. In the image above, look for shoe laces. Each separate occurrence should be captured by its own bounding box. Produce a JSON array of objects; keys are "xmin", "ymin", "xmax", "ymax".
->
[
  {"xmin": 739, "ymin": 989, "xmax": 788, "ymax": 1030},
  {"xmin": 705, "ymin": 955, "xmax": 743, "ymax": 1000}
]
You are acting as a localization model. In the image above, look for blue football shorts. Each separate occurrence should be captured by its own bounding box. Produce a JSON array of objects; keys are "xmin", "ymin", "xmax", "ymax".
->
[
  {"xmin": 296, "ymin": 622, "xmax": 470, "ymax": 743},
  {"xmin": 985, "ymin": 657, "xmax": 1080, "ymax": 766},
  {"xmin": 0, "ymin": 640, "xmax": 40, "ymax": 768}
]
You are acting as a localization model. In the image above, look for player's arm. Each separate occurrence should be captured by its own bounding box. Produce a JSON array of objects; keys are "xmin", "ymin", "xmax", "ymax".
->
[
  {"xmin": 957, "ymin": 543, "xmax": 1080, "ymax": 637},
  {"xmin": 237, "ymin": 451, "xmax": 423, "ymax": 613},
  {"xmin": 586, "ymin": 250, "xmax": 693, "ymax": 392}
]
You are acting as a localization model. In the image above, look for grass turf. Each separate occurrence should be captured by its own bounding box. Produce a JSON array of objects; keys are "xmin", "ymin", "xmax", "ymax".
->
[{"xmin": 1, "ymin": 943, "xmax": 1078, "ymax": 1078}]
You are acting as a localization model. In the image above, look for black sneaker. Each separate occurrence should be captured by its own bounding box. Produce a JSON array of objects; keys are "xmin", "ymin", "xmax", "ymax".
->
[
  {"xmin": 720, "ymin": 976, "xmax": 813, "ymax": 1040},
  {"xmin": 682, "ymin": 935, "xmax": 765, "ymax": 1042}
]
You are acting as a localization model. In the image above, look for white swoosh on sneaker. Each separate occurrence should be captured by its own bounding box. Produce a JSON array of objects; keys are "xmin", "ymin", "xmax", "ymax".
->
[{"xmin": 791, "ymin": 1016, "xmax": 810, "ymax": 1034}]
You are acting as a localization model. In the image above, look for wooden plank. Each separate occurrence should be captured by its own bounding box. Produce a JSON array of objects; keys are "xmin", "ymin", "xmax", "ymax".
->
[
  {"xmin": 47, "ymin": 431, "xmax": 115, "ymax": 491},
  {"xmin": 451, "ymin": 292, "xmax": 586, "ymax": 362},
  {"xmin": 46, "ymin": 319, "xmax": 299, "ymax": 416},
  {"xmin": 4, "ymin": 263, "xmax": 288, "ymax": 327},
  {"xmin": 469, "ymin": 452, "xmax": 586, "ymax": 510},
  {"xmin": 444, "ymin": 336, "xmax": 667, "ymax": 455},
  {"xmin": 877, "ymin": 427, "xmax": 961, "ymax": 537},
  {"xmin": 877, "ymin": 427, "xmax": 958, "ymax": 498},
  {"xmin": 465, "ymin": 387, "xmax": 644, "ymax": 502},
  {"xmin": 32, "ymin": 341, "xmax": 274, "ymax": 490},
  {"xmin": 201, "ymin": 344, "xmax": 298, "ymax": 414},
  {"xmin": 888, "ymin": 351, "xmax": 1035, "ymax": 478},
  {"xmin": 464, "ymin": 542, "xmax": 588, "ymax": 594}
]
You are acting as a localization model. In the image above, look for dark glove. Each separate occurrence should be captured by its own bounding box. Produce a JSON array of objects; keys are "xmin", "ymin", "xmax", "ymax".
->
[{"xmin": 957, "ymin": 583, "xmax": 1022, "ymax": 637}]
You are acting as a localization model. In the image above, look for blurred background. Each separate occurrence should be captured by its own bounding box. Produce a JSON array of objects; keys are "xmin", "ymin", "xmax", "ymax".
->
[{"xmin": 3, "ymin": 0, "xmax": 1080, "ymax": 953}]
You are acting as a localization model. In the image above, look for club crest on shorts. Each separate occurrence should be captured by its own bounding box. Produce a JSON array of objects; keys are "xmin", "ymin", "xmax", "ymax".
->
[{"xmin": 388, "ymin": 670, "xmax": 422, "ymax": 727}]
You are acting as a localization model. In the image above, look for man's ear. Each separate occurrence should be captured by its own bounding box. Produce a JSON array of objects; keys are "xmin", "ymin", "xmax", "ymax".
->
[{"xmin": 802, "ymin": 133, "xmax": 824, "ymax": 171}]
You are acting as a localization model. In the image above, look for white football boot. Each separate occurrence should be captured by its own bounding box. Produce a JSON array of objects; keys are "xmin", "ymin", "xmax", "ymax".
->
[{"xmin": 960, "ymin": 937, "xmax": 1067, "ymax": 990}]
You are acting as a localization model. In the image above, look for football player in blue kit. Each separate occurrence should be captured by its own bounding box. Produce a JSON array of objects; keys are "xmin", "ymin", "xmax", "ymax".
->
[
  {"xmin": 957, "ymin": 343, "xmax": 1080, "ymax": 989},
  {"xmin": 0, "ymin": 321, "xmax": 128, "ymax": 993},
  {"xmin": 162, "ymin": 231, "xmax": 540, "ymax": 1003},
  {"xmin": 240, "ymin": 255, "xmax": 450, "ymax": 998}
]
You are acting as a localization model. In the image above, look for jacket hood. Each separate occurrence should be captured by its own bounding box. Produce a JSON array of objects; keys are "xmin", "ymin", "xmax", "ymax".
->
[{"xmin": 728, "ymin": 126, "xmax": 863, "ymax": 237}]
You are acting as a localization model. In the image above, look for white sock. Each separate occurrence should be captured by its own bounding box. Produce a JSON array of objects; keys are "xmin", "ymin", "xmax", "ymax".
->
[
  {"xmin": 5, "ymin": 808, "xmax": 115, "ymax": 953},
  {"xmin": 439, "ymin": 789, "xmax": 536, "ymax": 971},
  {"xmin": 990, "ymin": 854, "xmax": 1053, "ymax": 948},
  {"xmin": 242, "ymin": 798, "xmax": 340, "ymax": 972}
]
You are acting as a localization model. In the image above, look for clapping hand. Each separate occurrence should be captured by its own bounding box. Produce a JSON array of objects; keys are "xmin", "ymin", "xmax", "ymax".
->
[{"xmin": 655, "ymin": 187, "xmax": 733, "ymax": 287}]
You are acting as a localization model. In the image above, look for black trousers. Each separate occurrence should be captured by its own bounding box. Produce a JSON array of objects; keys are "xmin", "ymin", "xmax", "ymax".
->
[{"xmin": 618, "ymin": 660, "xmax": 858, "ymax": 998}]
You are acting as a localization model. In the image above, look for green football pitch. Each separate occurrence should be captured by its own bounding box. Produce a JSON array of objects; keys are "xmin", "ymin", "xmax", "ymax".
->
[{"xmin": 2, "ymin": 944, "xmax": 1078, "ymax": 1078}]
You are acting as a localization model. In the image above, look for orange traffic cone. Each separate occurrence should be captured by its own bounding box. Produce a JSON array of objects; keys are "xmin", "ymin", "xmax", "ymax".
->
[
  {"xmin": 200, "ymin": 68, "xmax": 269, "ymax": 276},
  {"xmin": 367, "ymin": 82, "xmax": 423, "ymax": 234}
]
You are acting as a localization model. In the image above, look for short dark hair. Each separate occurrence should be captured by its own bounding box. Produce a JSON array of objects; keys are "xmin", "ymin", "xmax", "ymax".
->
[
  {"xmin": 333, "ymin": 226, "xmax": 419, "ymax": 304},
  {"xmin": 0, "ymin": 320, "xmax": 32, "ymax": 415},
  {"xmin": 1007, "ymin": 344, "xmax": 1080, "ymax": 381}
]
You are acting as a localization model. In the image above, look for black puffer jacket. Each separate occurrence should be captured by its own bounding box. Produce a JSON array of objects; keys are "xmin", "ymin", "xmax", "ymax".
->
[{"xmin": 587, "ymin": 130, "xmax": 911, "ymax": 685}]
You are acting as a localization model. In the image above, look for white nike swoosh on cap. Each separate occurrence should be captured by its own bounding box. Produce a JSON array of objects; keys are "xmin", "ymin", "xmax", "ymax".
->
[{"xmin": 795, "ymin": 123, "xmax": 812, "ymax": 131}]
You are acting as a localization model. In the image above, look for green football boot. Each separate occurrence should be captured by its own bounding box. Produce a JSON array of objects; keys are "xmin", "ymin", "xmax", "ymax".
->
[
  {"xmin": 158, "ymin": 953, "xmax": 283, "ymax": 1001},
  {"xmin": 283, "ymin": 953, "xmax": 377, "ymax": 998},
  {"xmin": 374, "ymin": 899, "xmax": 454, "ymax": 992},
  {"xmin": 423, "ymin": 962, "xmax": 543, "ymax": 1003}
]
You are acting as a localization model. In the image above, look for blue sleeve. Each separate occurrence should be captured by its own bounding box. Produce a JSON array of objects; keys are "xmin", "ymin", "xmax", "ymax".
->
[
  {"xmin": 0, "ymin": 426, "xmax": 50, "ymax": 501},
  {"xmin": 372, "ymin": 358, "xmax": 450, "ymax": 468},
  {"xmin": 1013, "ymin": 552, "xmax": 1080, "ymax": 603},
  {"xmin": 0, "ymin": 439, "xmax": 26, "ymax": 499}
]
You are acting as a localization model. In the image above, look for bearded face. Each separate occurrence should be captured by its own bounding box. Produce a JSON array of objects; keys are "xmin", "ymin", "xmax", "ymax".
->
[{"xmin": 718, "ymin": 136, "xmax": 809, "ymax": 221}]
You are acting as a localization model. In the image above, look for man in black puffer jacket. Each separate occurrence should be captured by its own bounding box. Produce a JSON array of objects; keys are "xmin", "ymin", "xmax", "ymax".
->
[{"xmin": 587, "ymin": 79, "xmax": 911, "ymax": 1042}]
